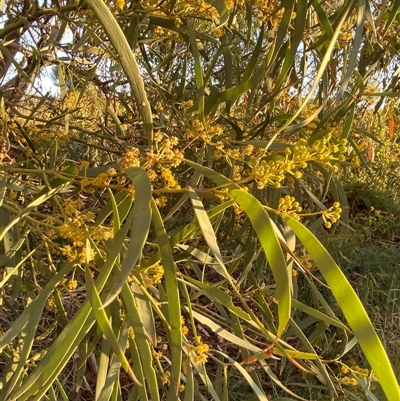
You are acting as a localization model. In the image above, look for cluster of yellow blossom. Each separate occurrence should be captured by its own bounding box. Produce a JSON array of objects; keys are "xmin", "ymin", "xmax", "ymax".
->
[
  {"xmin": 161, "ymin": 371, "xmax": 171, "ymax": 385},
  {"xmin": 186, "ymin": 118, "xmax": 224, "ymax": 143},
  {"xmin": 213, "ymin": 143, "xmax": 261, "ymax": 163},
  {"xmin": 118, "ymin": 136, "xmax": 184, "ymax": 192},
  {"xmin": 65, "ymin": 91, "xmax": 79, "ymax": 109},
  {"xmin": 152, "ymin": 340, "xmax": 169, "ymax": 361},
  {"xmin": 63, "ymin": 197, "xmax": 84, "ymax": 216},
  {"xmin": 8, "ymin": 190, "xmax": 17, "ymax": 201},
  {"xmin": 45, "ymin": 294, "xmax": 57, "ymax": 311},
  {"xmin": 58, "ymin": 208, "xmax": 113, "ymax": 262},
  {"xmin": 181, "ymin": 315, "xmax": 189, "ymax": 335},
  {"xmin": 114, "ymin": 0, "xmax": 125, "ymax": 10},
  {"xmin": 179, "ymin": 0, "xmax": 219, "ymax": 19},
  {"xmin": 352, "ymin": 365, "xmax": 370, "ymax": 377},
  {"xmin": 322, "ymin": 201, "xmax": 342, "ymax": 228},
  {"xmin": 193, "ymin": 336, "xmax": 209, "ymax": 364},
  {"xmin": 91, "ymin": 172, "xmax": 110, "ymax": 187},
  {"xmin": 152, "ymin": 349, "xmax": 163, "ymax": 360},
  {"xmin": 59, "ymin": 217, "xmax": 91, "ymax": 246},
  {"xmin": 338, "ymin": 21, "xmax": 354, "ymax": 42},
  {"xmin": 341, "ymin": 376, "xmax": 358, "ymax": 386},
  {"xmin": 142, "ymin": 262, "xmax": 164, "ymax": 287},
  {"xmin": 340, "ymin": 364, "xmax": 371, "ymax": 387},
  {"xmin": 161, "ymin": 167, "xmax": 181, "ymax": 189},
  {"xmin": 61, "ymin": 243, "xmax": 91, "ymax": 263},
  {"xmin": 152, "ymin": 134, "xmax": 183, "ymax": 167},
  {"xmin": 250, "ymin": 136, "xmax": 347, "ymax": 189},
  {"xmin": 67, "ymin": 279, "xmax": 78, "ymax": 290},
  {"xmin": 155, "ymin": 195, "xmax": 168, "ymax": 207},
  {"xmin": 278, "ymin": 195, "xmax": 302, "ymax": 219},
  {"xmin": 250, "ymin": 0, "xmax": 284, "ymax": 26},
  {"xmin": 55, "ymin": 278, "xmax": 78, "ymax": 290},
  {"xmin": 23, "ymin": 122, "xmax": 77, "ymax": 146},
  {"xmin": 80, "ymin": 169, "xmax": 115, "ymax": 192},
  {"xmin": 125, "ymin": 326, "xmax": 135, "ymax": 349},
  {"xmin": 295, "ymin": 253, "xmax": 314, "ymax": 270},
  {"xmin": 120, "ymin": 147, "xmax": 140, "ymax": 169}
]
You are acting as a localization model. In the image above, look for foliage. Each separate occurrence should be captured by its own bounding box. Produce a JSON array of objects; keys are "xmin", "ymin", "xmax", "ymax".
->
[
  {"xmin": 338, "ymin": 241, "xmax": 400, "ymax": 389},
  {"xmin": 0, "ymin": 0, "xmax": 400, "ymax": 400}
]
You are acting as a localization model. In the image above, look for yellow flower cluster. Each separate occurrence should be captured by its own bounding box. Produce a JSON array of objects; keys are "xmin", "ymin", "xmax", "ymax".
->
[
  {"xmin": 142, "ymin": 262, "xmax": 164, "ymax": 287},
  {"xmin": 250, "ymin": 0, "xmax": 283, "ymax": 26},
  {"xmin": 118, "ymin": 135, "xmax": 184, "ymax": 192},
  {"xmin": 81, "ymin": 161, "xmax": 90, "ymax": 169},
  {"xmin": 58, "ymin": 210, "xmax": 113, "ymax": 262},
  {"xmin": 180, "ymin": 0, "xmax": 219, "ymax": 19},
  {"xmin": 161, "ymin": 167, "xmax": 181, "ymax": 189},
  {"xmin": 150, "ymin": 134, "xmax": 183, "ymax": 167},
  {"xmin": 250, "ymin": 136, "xmax": 347, "ymax": 189},
  {"xmin": 59, "ymin": 219, "xmax": 89, "ymax": 246},
  {"xmin": 115, "ymin": 0, "xmax": 125, "ymax": 10},
  {"xmin": 67, "ymin": 279, "xmax": 78, "ymax": 290},
  {"xmin": 23, "ymin": 123, "xmax": 77, "ymax": 146},
  {"xmin": 64, "ymin": 197, "xmax": 84, "ymax": 216},
  {"xmin": 341, "ymin": 376, "xmax": 358, "ymax": 386},
  {"xmin": 125, "ymin": 326, "xmax": 135, "ymax": 349},
  {"xmin": 338, "ymin": 21, "xmax": 354, "ymax": 42},
  {"xmin": 186, "ymin": 118, "xmax": 224, "ymax": 143},
  {"xmin": 45, "ymin": 295, "xmax": 56, "ymax": 311},
  {"xmin": 155, "ymin": 195, "xmax": 168, "ymax": 207},
  {"xmin": 61, "ymin": 243, "xmax": 91, "ymax": 263},
  {"xmin": 127, "ymin": 184, "xmax": 136, "ymax": 199},
  {"xmin": 353, "ymin": 365, "xmax": 369, "ymax": 377},
  {"xmin": 296, "ymin": 254, "xmax": 314, "ymax": 270},
  {"xmin": 193, "ymin": 336, "xmax": 209, "ymax": 364},
  {"xmin": 340, "ymin": 364, "xmax": 370, "ymax": 387},
  {"xmin": 161, "ymin": 371, "xmax": 171, "ymax": 385},
  {"xmin": 80, "ymin": 170, "xmax": 114, "ymax": 192},
  {"xmin": 322, "ymin": 202, "xmax": 342, "ymax": 228},
  {"xmin": 152, "ymin": 349, "xmax": 163, "ymax": 360},
  {"xmin": 65, "ymin": 91, "xmax": 79, "ymax": 109},
  {"xmin": 120, "ymin": 147, "xmax": 140, "ymax": 169},
  {"xmin": 8, "ymin": 190, "xmax": 17, "ymax": 200},
  {"xmin": 278, "ymin": 195, "xmax": 302, "ymax": 220},
  {"xmin": 213, "ymin": 142, "xmax": 261, "ymax": 164},
  {"xmin": 181, "ymin": 315, "xmax": 189, "ymax": 335}
]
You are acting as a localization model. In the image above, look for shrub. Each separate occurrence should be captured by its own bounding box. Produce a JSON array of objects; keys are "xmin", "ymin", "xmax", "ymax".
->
[{"xmin": 0, "ymin": 1, "xmax": 399, "ymax": 400}]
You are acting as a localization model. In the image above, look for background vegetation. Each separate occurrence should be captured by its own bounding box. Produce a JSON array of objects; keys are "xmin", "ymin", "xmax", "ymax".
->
[{"xmin": 0, "ymin": 0, "xmax": 399, "ymax": 400}]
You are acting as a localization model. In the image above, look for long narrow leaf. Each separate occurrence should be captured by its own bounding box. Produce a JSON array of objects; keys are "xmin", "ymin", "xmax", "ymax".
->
[
  {"xmin": 281, "ymin": 214, "xmax": 400, "ymax": 401},
  {"xmin": 151, "ymin": 200, "xmax": 182, "ymax": 400}
]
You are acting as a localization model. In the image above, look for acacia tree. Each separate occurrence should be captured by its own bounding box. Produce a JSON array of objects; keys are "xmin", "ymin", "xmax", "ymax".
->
[{"xmin": 0, "ymin": 1, "xmax": 399, "ymax": 400}]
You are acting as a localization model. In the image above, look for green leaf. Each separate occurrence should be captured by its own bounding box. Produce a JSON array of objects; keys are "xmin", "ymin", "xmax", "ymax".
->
[
  {"xmin": 182, "ymin": 276, "xmax": 251, "ymax": 321},
  {"xmin": 186, "ymin": 20, "xmax": 205, "ymax": 124},
  {"xmin": 151, "ymin": 200, "xmax": 182, "ymax": 400},
  {"xmin": 86, "ymin": 0, "xmax": 153, "ymax": 148},
  {"xmin": 187, "ymin": 308, "xmax": 259, "ymax": 352},
  {"xmin": 213, "ymin": 351, "xmax": 268, "ymax": 401},
  {"xmin": 336, "ymin": 0, "xmax": 366, "ymax": 100},
  {"xmin": 204, "ymin": 0, "xmax": 229, "ymax": 27},
  {"xmin": 188, "ymin": 187, "xmax": 232, "ymax": 281},
  {"xmin": 84, "ymin": 241, "xmax": 142, "ymax": 386},
  {"xmin": 121, "ymin": 282, "xmax": 160, "ymax": 401},
  {"xmin": 104, "ymin": 167, "xmax": 152, "ymax": 306},
  {"xmin": 229, "ymin": 189, "xmax": 291, "ymax": 337},
  {"xmin": 275, "ymin": 1, "xmax": 307, "ymax": 90},
  {"xmin": 281, "ymin": 214, "xmax": 400, "ymax": 401}
]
